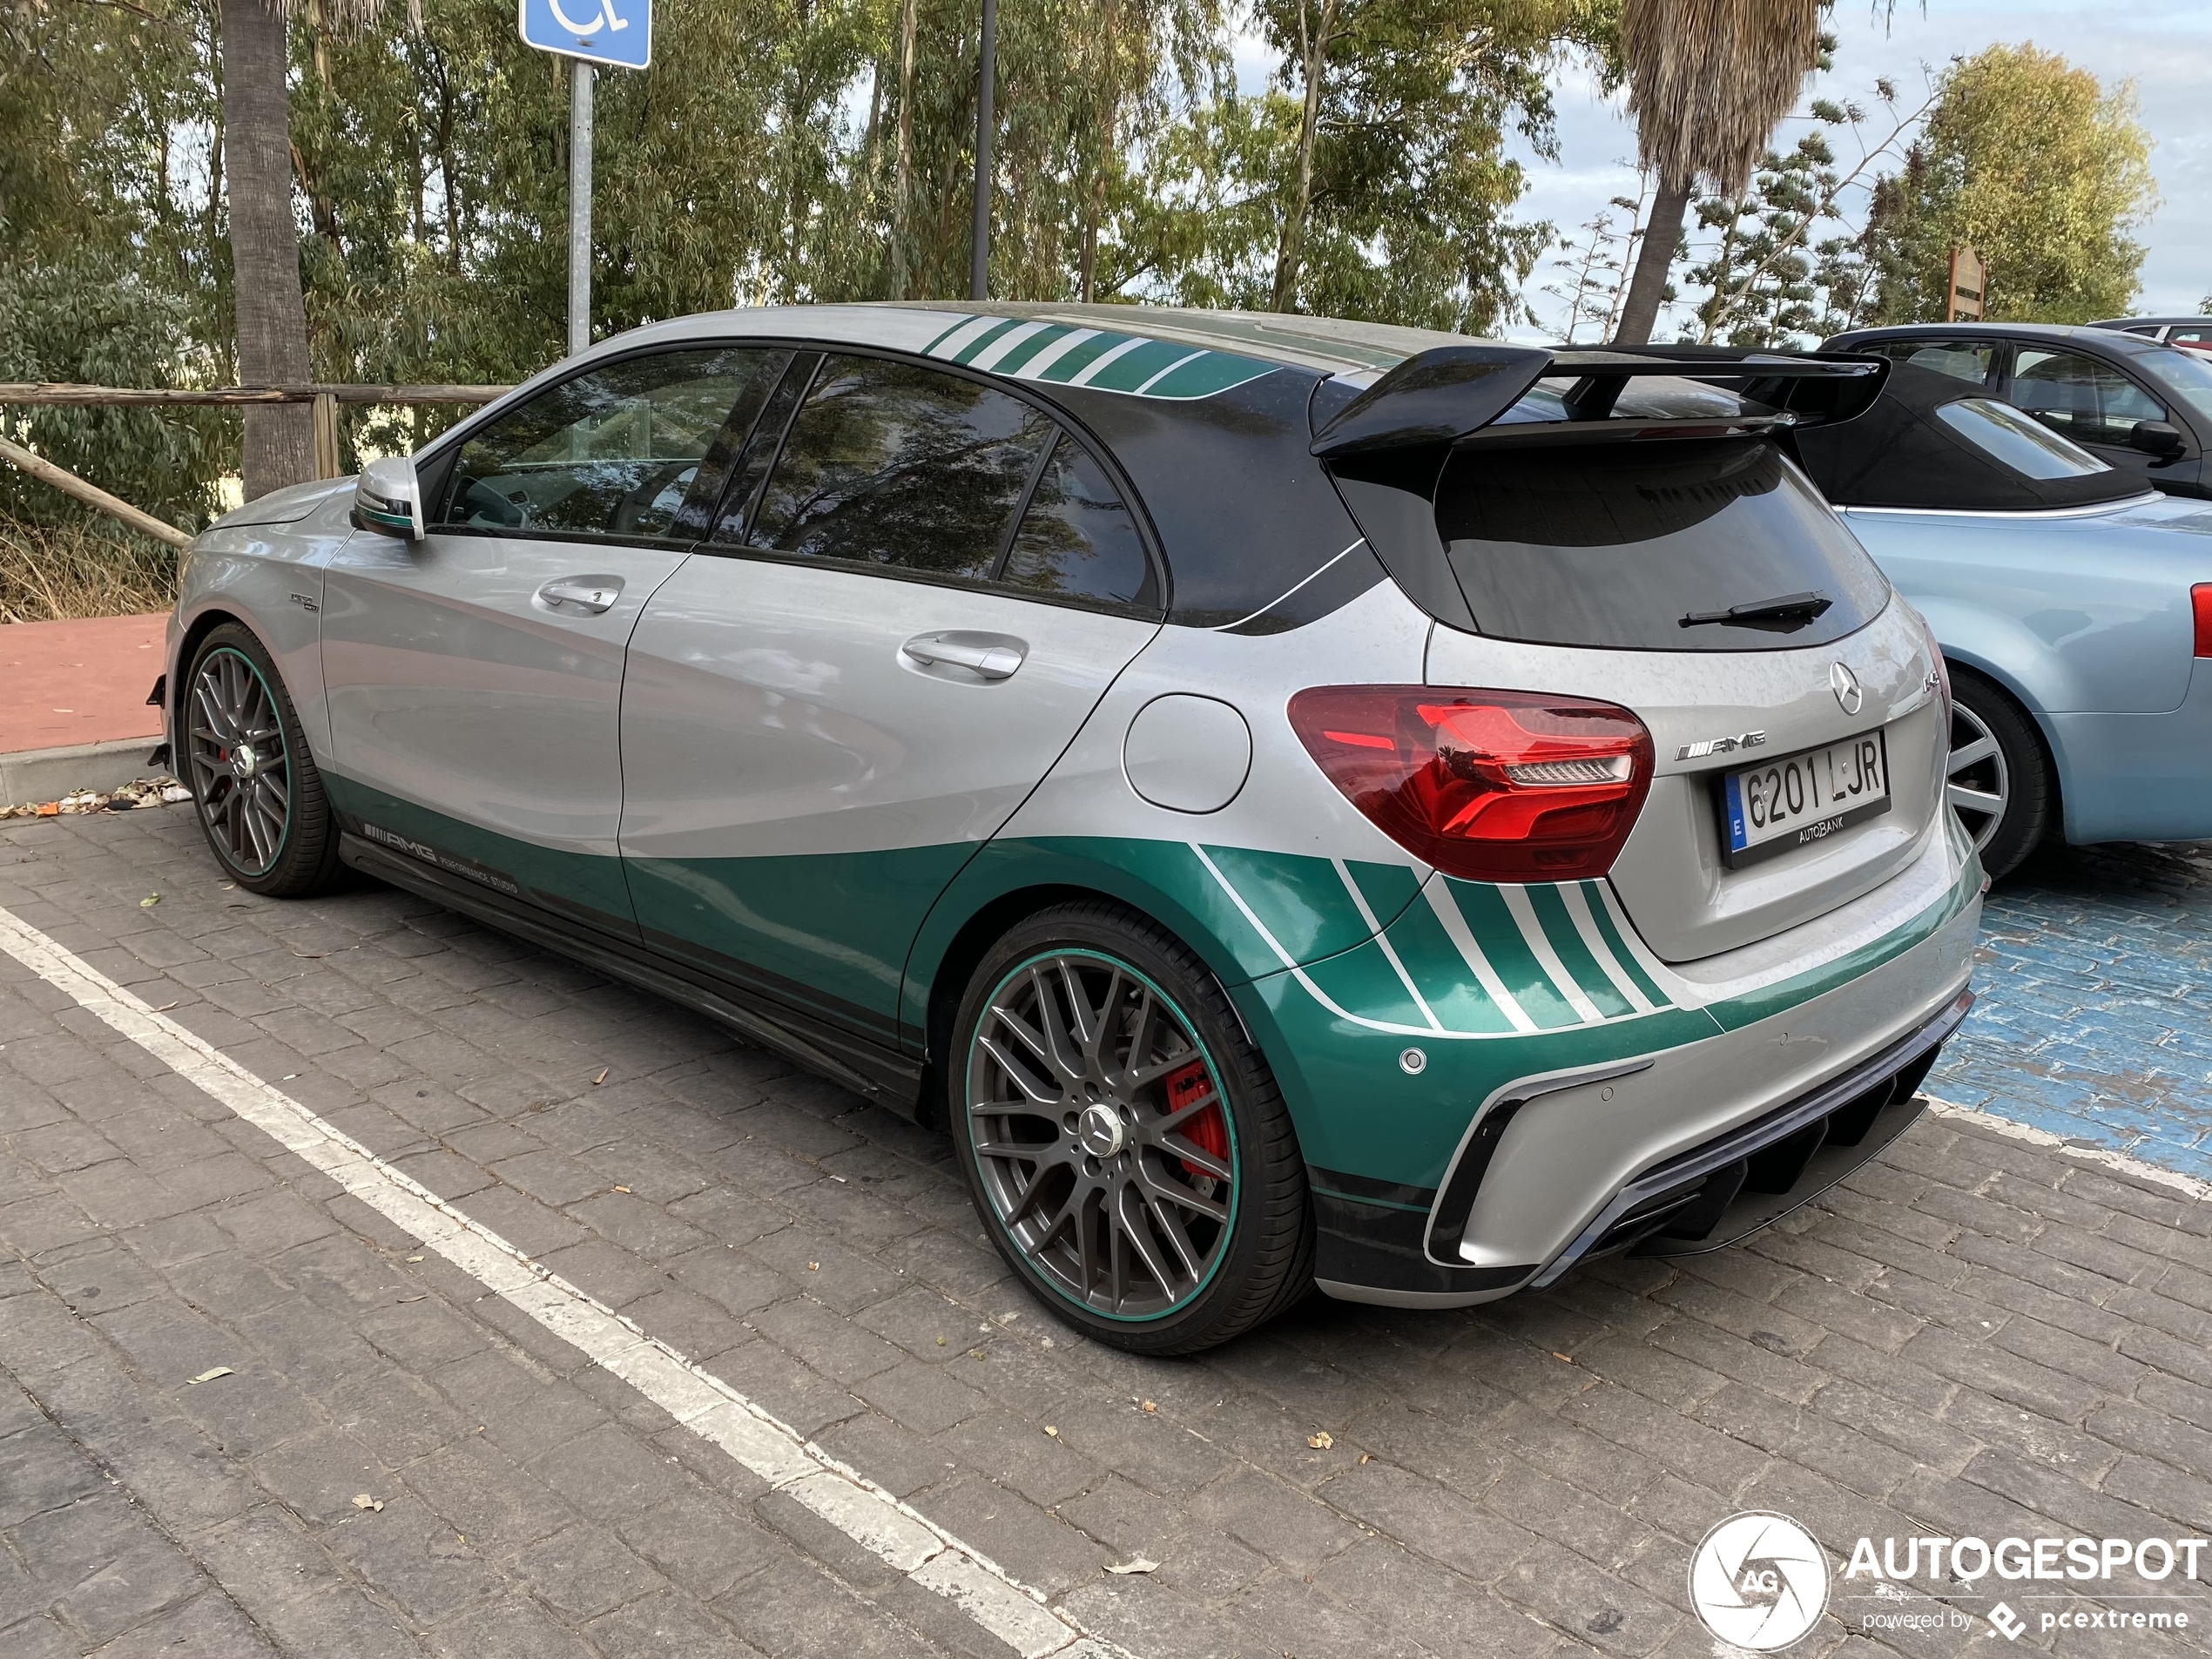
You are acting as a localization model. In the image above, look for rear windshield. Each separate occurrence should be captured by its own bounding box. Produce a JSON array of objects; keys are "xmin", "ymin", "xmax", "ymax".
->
[{"xmin": 1433, "ymin": 437, "xmax": 1890, "ymax": 651}]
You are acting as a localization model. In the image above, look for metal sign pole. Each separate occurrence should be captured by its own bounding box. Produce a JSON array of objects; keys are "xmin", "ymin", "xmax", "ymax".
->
[
  {"xmin": 968, "ymin": 0, "xmax": 995, "ymax": 302},
  {"xmin": 569, "ymin": 59, "xmax": 594, "ymax": 357}
]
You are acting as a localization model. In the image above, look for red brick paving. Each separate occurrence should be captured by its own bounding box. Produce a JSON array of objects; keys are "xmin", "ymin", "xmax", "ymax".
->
[{"xmin": 0, "ymin": 612, "xmax": 168, "ymax": 752}]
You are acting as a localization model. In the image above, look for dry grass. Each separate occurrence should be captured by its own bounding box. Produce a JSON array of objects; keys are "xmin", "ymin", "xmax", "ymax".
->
[{"xmin": 0, "ymin": 516, "xmax": 179, "ymax": 623}]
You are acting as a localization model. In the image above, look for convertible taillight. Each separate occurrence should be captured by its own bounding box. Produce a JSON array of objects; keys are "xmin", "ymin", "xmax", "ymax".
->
[
  {"xmin": 2193, "ymin": 584, "xmax": 2211, "ymax": 658},
  {"xmin": 1287, "ymin": 686, "xmax": 1654, "ymax": 881}
]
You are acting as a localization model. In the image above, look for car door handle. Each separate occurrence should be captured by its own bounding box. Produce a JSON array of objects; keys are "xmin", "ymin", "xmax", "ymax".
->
[
  {"xmin": 538, "ymin": 577, "xmax": 622, "ymax": 615},
  {"xmin": 900, "ymin": 631, "xmax": 1026, "ymax": 680}
]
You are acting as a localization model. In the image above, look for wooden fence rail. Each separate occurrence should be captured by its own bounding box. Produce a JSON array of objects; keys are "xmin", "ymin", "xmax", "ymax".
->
[{"xmin": 0, "ymin": 381, "xmax": 516, "ymax": 543}]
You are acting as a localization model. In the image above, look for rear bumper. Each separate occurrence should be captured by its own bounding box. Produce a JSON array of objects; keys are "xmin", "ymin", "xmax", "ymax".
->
[
  {"xmin": 1527, "ymin": 987, "xmax": 1967, "ymax": 1285},
  {"xmin": 1247, "ymin": 813, "xmax": 1982, "ymax": 1308},
  {"xmin": 2046, "ymin": 662, "xmax": 2212, "ymax": 844}
]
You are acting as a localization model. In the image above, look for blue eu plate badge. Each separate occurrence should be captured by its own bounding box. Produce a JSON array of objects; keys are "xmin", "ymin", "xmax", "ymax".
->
[{"xmin": 518, "ymin": 0, "xmax": 651, "ymax": 71}]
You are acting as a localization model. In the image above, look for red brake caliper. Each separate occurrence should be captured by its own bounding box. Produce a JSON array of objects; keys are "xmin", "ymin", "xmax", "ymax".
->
[{"xmin": 1163, "ymin": 1059, "xmax": 1228, "ymax": 1184}]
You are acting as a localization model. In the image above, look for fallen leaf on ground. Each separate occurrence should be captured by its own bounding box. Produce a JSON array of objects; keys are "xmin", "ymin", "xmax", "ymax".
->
[
  {"xmin": 591, "ymin": 1068, "xmax": 609, "ymax": 1085},
  {"xmin": 1140, "ymin": 1399, "xmax": 1157, "ymax": 1413},
  {"xmin": 807, "ymin": 1262, "xmax": 819, "ymax": 1271},
  {"xmin": 936, "ymin": 1336, "xmax": 948, "ymax": 1346},
  {"xmin": 397, "ymin": 1295, "xmax": 424, "ymax": 1305},
  {"xmin": 351, "ymin": 1494, "xmax": 383, "ymax": 1512},
  {"xmin": 612, "ymin": 1185, "xmax": 631, "ymax": 1193},
  {"xmin": 1104, "ymin": 1559, "xmax": 1159, "ymax": 1575},
  {"xmin": 139, "ymin": 894, "xmax": 159, "ymax": 907},
  {"xmin": 1359, "ymin": 1452, "xmax": 1372, "ymax": 1465},
  {"xmin": 185, "ymin": 1366, "xmax": 234, "ymax": 1386},
  {"xmin": 1307, "ymin": 1431, "xmax": 1333, "ymax": 1450},
  {"xmin": 151, "ymin": 1002, "xmax": 178, "ymax": 1013}
]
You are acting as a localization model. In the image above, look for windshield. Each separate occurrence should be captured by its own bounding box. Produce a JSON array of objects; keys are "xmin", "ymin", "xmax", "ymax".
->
[
  {"xmin": 1935, "ymin": 400, "xmax": 2111, "ymax": 480},
  {"xmin": 1434, "ymin": 436, "xmax": 1890, "ymax": 651}
]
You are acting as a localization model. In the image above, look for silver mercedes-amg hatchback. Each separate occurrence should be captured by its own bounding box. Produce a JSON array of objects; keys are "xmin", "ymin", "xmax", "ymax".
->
[{"xmin": 160, "ymin": 305, "xmax": 1981, "ymax": 1352}]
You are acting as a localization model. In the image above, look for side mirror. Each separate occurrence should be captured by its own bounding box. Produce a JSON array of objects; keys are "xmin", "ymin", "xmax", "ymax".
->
[
  {"xmin": 355, "ymin": 455, "xmax": 426, "ymax": 540},
  {"xmin": 2130, "ymin": 420, "xmax": 2187, "ymax": 460}
]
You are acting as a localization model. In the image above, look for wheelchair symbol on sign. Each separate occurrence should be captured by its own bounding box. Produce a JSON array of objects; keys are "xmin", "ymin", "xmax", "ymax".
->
[
  {"xmin": 519, "ymin": 0, "xmax": 651, "ymax": 71},
  {"xmin": 547, "ymin": 0, "xmax": 625, "ymax": 35}
]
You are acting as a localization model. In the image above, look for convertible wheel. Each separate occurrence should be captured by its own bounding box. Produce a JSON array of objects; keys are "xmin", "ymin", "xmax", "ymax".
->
[
  {"xmin": 183, "ymin": 623, "xmax": 342, "ymax": 896},
  {"xmin": 951, "ymin": 901, "xmax": 1312, "ymax": 1354},
  {"xmin": 1945, "ymin": 668, "xmax": 2054, "ymax": 881}
]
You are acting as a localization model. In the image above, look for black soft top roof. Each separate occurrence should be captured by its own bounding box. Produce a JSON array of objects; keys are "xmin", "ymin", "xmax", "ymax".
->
[{"xmin": 1791, "ymin": 364, "xmax": 2145, "ymax": 511}]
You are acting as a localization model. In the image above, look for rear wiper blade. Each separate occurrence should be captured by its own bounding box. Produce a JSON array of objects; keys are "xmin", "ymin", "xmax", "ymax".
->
[{"xmin": 1679, "ymin": 590, "xmax": 1832, "ymax": 631}]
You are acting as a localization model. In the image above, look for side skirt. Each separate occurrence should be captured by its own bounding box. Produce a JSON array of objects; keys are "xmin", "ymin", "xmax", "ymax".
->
[{"xmin": 339, "ymin": 832, "xmax": 926, "ymax": 1114}]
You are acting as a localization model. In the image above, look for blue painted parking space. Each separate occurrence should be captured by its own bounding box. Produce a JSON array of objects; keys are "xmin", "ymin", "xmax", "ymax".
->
[{"xmin": 1934, "ymin": 838, "xmax": 2212, "ymax": 1180}]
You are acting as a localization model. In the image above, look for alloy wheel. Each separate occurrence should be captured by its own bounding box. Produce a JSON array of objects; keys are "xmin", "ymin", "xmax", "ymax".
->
[
  {"xmin": 1945, "ymin": 700, "xmax": 2009, "ymax": 853},
  {"xmin": 965, "ymin": 953, "xmax": 1238, "ymax": 1320},
  {"xmin": 187, "ymin": 646, "xmax": 292, "ymax": 876}
]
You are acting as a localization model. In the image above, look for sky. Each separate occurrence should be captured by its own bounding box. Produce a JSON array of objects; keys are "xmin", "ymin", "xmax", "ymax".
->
[{"xmin": 1233, "ymin": 1, "xmax": 2209, "ymax": 342}]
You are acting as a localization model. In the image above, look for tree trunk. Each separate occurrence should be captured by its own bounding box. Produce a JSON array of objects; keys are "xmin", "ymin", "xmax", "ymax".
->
[
  {"xmin": 891, "ymin": 0, "xmax": 916, "ymax": 299},
  {"xmin": 219, "ymin": 0, "xmax": 315, "ymax": 500},
  {"xmin": 1613, "ymin": 172, "xmax": 1693, "ymax": 346},
  {"xmin": 1271, "ymin": 0, "xmax": 1337, "ymax": 314}
]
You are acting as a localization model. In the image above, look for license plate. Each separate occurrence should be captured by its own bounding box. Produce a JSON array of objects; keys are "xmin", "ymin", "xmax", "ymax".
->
[{"xmin": 1720, "ymin": 730, "xmax": 1891, "ymax": 867}]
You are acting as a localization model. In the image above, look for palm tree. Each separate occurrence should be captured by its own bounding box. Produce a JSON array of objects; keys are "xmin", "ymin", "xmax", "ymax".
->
[
  {"xmin": 219, "ymin": 0, "xmax": 403, "ymax": 498},
  {"xmin": 1612, "ymin": 0, "xmax": 1820, "ymax": 345}
]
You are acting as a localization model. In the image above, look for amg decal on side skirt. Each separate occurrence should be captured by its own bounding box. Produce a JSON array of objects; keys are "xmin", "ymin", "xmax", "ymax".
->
[{"xmin": 360, "ymin": 822, "xmax": 521, "ymax": 897}]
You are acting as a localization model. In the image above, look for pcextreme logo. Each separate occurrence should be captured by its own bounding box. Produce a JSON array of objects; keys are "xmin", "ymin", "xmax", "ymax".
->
[{"xmin": 1689, "ymin": 1513, "xmax": 1831, "ymax": 1650}]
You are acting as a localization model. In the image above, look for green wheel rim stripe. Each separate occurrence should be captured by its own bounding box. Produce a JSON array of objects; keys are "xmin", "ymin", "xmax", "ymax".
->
[{"xmin": 964, "ymin": 949, "xmax": 1241, "ymax": 1323}]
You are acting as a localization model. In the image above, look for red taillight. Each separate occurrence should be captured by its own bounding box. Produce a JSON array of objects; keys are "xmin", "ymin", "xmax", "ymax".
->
[
  {"xmin": 2193, "ymin": 584, "xmax": 2212, "ymax": 658},
  {"xmin": 1287, "ymin": 685, "xmax": 1654, "ymax": 881}
]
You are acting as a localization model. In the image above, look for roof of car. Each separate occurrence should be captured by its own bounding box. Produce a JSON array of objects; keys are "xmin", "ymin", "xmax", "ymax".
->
[
  {"xmin": 599, "ymin": 300, "xmax": 1468, "ymax": 387},
  {"xmin": 2089, "ymin": 317, "xmax": 2212, "ymax": 329},
  {"xmin": 1831, "ymin": 320, "xmax": 2162, "ymax": 350},
  {"xmin": 1792, "ymin": 363, "xmax": 2145, "ymax": 512}
]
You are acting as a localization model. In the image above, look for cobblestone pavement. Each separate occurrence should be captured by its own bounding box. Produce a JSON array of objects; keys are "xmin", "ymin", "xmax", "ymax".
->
[
  {"xmin": 1933, "ymin": 842, "xmax": 2212, "ymax": 1183},
  {"xmin": 5, "ymin": 805, "xmax": 2212, "ymax": 1659}
]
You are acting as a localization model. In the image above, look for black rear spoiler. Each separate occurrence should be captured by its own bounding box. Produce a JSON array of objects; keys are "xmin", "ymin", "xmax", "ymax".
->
[{"xmin": 1309, "ymin": 344, "xmax": 1889, "ymax": 459}]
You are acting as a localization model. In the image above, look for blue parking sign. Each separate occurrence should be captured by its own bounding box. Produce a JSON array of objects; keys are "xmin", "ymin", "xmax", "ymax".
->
[{"xmin": 518, "ymin": 0, "xmax": 651, "ymax": 71}]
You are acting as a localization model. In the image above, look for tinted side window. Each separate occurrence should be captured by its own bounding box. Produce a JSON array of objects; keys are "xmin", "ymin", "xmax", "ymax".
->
[
  {"xmin": 2011, "ymin": 348, "xmax": 2165, "ymax": 445},
  {"xmin": 748, "ymin": 354, "xmax": 1053, "ymax": 582},
  {"xmin": 439, "ymin": 348, "xmax": 772, "ymax": 539},
  {"xmin": 1001, "ymin": 438, "xmax": 1150, "ymax": 607},
  {"xmin": 1867, "ymin": 340, "xmax": 1997, "ymax": 389}
]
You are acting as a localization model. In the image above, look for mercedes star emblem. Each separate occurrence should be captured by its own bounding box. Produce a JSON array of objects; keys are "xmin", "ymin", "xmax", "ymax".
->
[{"xmin": 1830, "ymin": 661, "xmax": 1863, "ymax": 716}]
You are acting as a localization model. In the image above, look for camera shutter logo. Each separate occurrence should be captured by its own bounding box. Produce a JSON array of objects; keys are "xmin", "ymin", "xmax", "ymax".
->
[{"xmin": 1689, "ymin": 1512, "xmax": 1831, "ymax": 1650}]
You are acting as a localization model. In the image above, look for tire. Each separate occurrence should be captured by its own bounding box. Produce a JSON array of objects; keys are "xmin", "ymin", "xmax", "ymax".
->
[
  {"xmin": 180, "ymin": 623, "xmax": 342, "ymax": 897},
  {"xmin": 949, "ymin": 900, "xmax": 1312, "ymax": 1355},
  {"xmin": 1945, "ymin": 667, "xmax": 2055, "ymax": 881}
]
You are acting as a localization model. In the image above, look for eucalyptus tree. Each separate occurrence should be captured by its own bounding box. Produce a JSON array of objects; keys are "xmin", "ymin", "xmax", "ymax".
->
[
  {"xmin": 1612, "ymin": 0, "xmax": 1821, "ymax": 344},
  {"xmin": 1123, "ymin": 0, "xmax": 1601, "ymax": 334}
]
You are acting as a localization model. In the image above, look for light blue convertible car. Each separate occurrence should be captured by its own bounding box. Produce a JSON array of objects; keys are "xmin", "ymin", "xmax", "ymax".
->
[{"xmin": 1793, "ymin": 361, "xmax": 2212, "ymax": 877}]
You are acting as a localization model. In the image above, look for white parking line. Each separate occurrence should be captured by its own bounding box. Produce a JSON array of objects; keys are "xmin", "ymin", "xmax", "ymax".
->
[{"xmin": 0, "ymin": 905, "xmax": 1131, "ymax": 1659}]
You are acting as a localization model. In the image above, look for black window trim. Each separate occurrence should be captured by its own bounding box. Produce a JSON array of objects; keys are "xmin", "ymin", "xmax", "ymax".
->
[
  {"xmin": 705, "ymin": 348, "xmax": 821, "ymax": 548},
  {"xmin": 688, "ymin": 340, "xmax": 1170, "ymax": 621}
]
